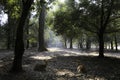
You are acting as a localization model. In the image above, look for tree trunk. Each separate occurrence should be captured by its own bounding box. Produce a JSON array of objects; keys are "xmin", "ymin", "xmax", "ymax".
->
[
  {"xmin": 11, "ymin": 11, "xmax": 25, "ymax": 72},
  {"xmin": 64, "ymin": 39, "xmax": 67, "ymax": 48},
  {"xmin": 69, "ymin": 37, "xmax": 73, "ymax": 49},
  {"xmin": 110, "ymin": 41, "xmax": 113, "ymax": 50},
  {"xmin": 98, "ymin": 32, "xmax": 104, "ymax": 58},
  {"xmin": 99, "ymin": 0, "xmax": 114, "ymax": 53},
  {"xmin": 63, "ymin": 35, "xmax": 67, "ymax": 48},
  {"xmin": 38, "ymin": 0, "xmax": 47, "ymax": 52},
  {"xmin": 80, "ymin": 38, "xmax": 83, "ymax": 49},
  {"xmin": 86, "ymin": 37, "xmax": 91, "ymax": 50},
  {"xmin": 11, "ymin": 0, "xmax": 33, "ymax": 73},
  {"xmin": 114, "ymin": 34, "xmax": 118, "ymax": 51},
  {"xmin": 80, "ymin": 42, "xmax": 83, "ymax": 49}
]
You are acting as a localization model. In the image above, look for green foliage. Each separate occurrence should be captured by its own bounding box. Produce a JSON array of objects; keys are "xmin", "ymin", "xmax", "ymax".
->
[
  {"xmin": 76, "ymin": 0, "xmax": 120, "ymax": 34},
  {"xmin": 29, "ymin": 21, "xmax": 38, "ymax": 45},
  {"xmin": 8, "ymin": 0, "xmax": 16, "ymax": 5},
  {"xmin": 53, "ymin": 0, "xmax": 80, "ymax": 39},
  {"xmin": 3, "ymin": 0, "xmax": 21, "ymax": 18}
]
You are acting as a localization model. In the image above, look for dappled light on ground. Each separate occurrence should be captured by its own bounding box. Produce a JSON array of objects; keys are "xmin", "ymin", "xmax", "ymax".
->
[
  {"xmin": 55, "ymin": 69, "xmax": 75, "ymax": 77},
  {"xmin": 48, "ymin": 48, "xmax": 120, "ymax": 58},
  {"xmin": 30, "ymin": 56, "xmax": 52, "ymax": 60},
  {"xmin": 0, "ymin": 48, "xmax": 120, "ymax": 80},
  {"xmin": 48, "ymin": 47, "xmax": 98, "ymax": 56}
]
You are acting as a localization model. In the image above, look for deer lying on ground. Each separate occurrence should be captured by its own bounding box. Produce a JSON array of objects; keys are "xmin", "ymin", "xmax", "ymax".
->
[{"xmin": 77, "ymin": 64, "xmax": 86, "ymax": 73}]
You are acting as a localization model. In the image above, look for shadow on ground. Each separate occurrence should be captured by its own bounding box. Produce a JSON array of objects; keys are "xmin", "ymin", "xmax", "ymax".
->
[{"xmin": 0, "ymin": 49, "xmax": 120, "ymax": 80}]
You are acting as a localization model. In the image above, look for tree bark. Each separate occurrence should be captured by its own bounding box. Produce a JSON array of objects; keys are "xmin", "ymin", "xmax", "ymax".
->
[
  {"xmin": 79, "ymin": 38, "xmax": 83, "ymax": 49},
  {"xmin": 69, "ymin": 37, "xmax": 73, "ymax": 49},
  {"xmin": 86, "ymin": 37, "xmax": 91, "ymax": 50},
  {"xmin": 64, "ymin": 37, "xmax": 67, "ymax": 48},
  {"xmin": 110, "ymin": 41, "xmax": 113, "ymax": 50},
  {"xmin": 38, "ymin": 0, "xmax": 47, "ymax": 52},
  {"xmin": 63, "ymin": 35, "xmax": 67, "ymax": 48},
  {"xmin": 80, "ymin": 42, "xmax": 83, "ymax": 49},
  {"xmin": 98, "ymin": 0, "xmax": 114, "ymax": 58},
  {"xmin": 98, "ymin": 31, "xmax": 104, "ymax": 58},
  {"xmin": 11, "ymin": 0, "xmax": 33, "ymax": 73},
  {"xmin": 114, "ymin": 33, "xmax": 118, "ymax": 51}
]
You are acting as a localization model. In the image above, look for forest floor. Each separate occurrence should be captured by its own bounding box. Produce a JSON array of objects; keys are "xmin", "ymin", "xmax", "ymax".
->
[{"xmin": 0, "ymin": 48, "xmax": 120, "ymax": 80}]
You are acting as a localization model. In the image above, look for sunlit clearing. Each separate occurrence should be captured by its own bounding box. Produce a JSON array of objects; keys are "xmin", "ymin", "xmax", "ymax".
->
[
  {"xmin": 48, "ymin": 48, "xmax": 99, "ymax": 57},
  {"xmin": 48, "ymin": 48, "xmax": 63, "ymax": 52},
  {"xmin": 30, "ymin": 56, "xmax": 52, "ymax": 60}
]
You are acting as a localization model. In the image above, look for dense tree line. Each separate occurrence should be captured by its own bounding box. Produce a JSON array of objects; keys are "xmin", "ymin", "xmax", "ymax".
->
[{"xmin": 53, "ymin": 0, "xmax": 120, "ymax": 57}]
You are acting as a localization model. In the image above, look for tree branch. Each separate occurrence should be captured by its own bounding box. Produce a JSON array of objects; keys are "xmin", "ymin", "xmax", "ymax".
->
[
  {"xmin": 104, "ymin": 0, "xmax": 115, "ymax": 29},
  {"xmin": 105, "ymin": 28, "xmax": 120, "ymax": 34},
  {"xmin": 22, "ymin": 0, "xmax": 25, "ymax": 5}
]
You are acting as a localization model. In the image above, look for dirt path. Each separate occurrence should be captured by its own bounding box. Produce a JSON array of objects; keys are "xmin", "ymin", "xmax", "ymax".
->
[{"xmin": 0, "ymin": 48, "xmax": 120, "ymax": 60}]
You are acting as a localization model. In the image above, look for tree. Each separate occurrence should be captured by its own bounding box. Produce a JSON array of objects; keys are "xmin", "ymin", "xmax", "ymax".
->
[
  {"xmin": 38, "ymin": 0, "xmax": 47, "ymax": 51},
  {"xmin": 53, "ymin": 11, "xmax": 74, "ymax": 48},
  {"xmin": 0, "ymin": 0, "xmax": 21, "ymax": 49},
  {"xmin": 78, "ymin": 0, "xmax": 120, "ymax": 57},
  {"xmin": 37, "ymin": 0, "xmax": 55, "ymax": 51},
  {"xmin": 11, "ymin": 0, "xmax": 33, "ymax": 72},
  {"xmin": 98, "ymin": 0, "xmax": 115, "ymax": 57},
  {"xmin": 53, "ymin": 0, "xmax": 80, "ymax": 49}
]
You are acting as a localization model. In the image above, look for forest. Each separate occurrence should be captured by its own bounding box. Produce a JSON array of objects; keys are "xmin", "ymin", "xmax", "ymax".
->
[{"xmin": 0, "ymin": 0, "xmax": 120, "ymax": 80}]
